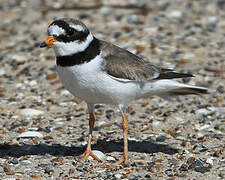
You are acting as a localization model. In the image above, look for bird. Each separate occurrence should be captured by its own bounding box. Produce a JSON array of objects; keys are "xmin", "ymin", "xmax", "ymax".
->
[{"xmin": 40, "ymin": 18, "xmax": 212, "ymax": 165}]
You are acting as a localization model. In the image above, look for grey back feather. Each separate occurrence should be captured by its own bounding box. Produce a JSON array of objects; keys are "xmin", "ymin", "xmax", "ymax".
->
[{"xmin": 99, "ymin": 40, "xmax": 193, "ymax": 82}]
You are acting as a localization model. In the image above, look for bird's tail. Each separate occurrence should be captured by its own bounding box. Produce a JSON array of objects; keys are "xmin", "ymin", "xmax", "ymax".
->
[
  {"xmin": 147, "ymin": 80, "xmax": 215, "ymax": 98},
  {"xmin": 165, "ymin": 86, "xmax": 210, "ymax": 96}
]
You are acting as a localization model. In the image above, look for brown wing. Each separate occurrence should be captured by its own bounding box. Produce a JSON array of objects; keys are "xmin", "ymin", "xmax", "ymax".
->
[{"xmin": 99, "ymin": 40, "xmax": 193, "ymax": 82}]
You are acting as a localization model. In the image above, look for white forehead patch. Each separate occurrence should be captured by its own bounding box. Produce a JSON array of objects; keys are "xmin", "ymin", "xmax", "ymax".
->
[
  {"xmin": 48, "ymin": 25, "xmax": 65, "ymax": 36},
  {"xmin": 70, "ymin": 24, "xmax": 85, "ymax": 32}
]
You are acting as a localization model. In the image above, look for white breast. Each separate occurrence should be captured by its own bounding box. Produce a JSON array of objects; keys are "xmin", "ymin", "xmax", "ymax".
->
[{"xmin": 56, "ymin": 55, "xmax": 142, "ymax": 105}]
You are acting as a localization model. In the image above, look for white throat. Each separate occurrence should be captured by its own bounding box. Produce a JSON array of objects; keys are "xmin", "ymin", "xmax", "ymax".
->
[{"xmin": 53, "ymin": 33, "xmax": 94, "ymax": 57}]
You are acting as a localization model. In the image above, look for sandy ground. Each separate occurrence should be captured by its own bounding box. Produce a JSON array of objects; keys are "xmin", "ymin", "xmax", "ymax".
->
[{"xmin": 0, "ymin": 0, "xmax": 224, "ymax": 179}]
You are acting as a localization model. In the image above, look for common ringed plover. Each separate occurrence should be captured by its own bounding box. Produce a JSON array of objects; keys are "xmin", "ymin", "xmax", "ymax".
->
[{"xmin": 40, "ymin": 18, "xmax": 213, "ymax": 165}]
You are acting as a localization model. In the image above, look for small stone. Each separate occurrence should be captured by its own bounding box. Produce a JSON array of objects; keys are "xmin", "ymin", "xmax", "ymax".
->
[
  {"xmin": 6, "ymin": 171, "xmax": 16, "ymax": 175},
  {"xmin": 69, "ymin": 168, "xmax": 75, "ymax": 174},
  {"xmin": 11, "ymin": 54, "xmax": 27, "ymax": 63},
  {"xmin": 18, "ymin": 108, "xmax": 44, "ymax": 117},
  {"xmin": 206, "ymin": 157, "xmax": 214, "ymax": 166},
  {"xmin": 46, "ymin": 73, "xmax": 57, "ymax": 80},
  {"xmin": 208, "ymin": 16, "xmax": 219, "ymax": 23},
  {"xmin": 114, "ymin": 173, "xmax": 123, "ymax": 179},
  {"xmin": 29, "ymin": 80, "xmax": 37, "ymax": 86},
  {"xmin": 217, "ymin": 85, "xmax": 224, "ymax": 93},
  {"xmin": 17, "ymin": 131, "xmax": 43, "ymax": 138},
  {"xmin": 152, "ymin": 121, "xmax": 160, "ymax": 127},
  {"xmin": 44, "ymin": 164, "xmax": 54, "ymax": 174},
  {"xmin": 96, "ymin": 121, "xmax": 106, "ymax": 128},
  {"xmin": 136, "ymin": 45, "xmax": 145, "ymax": 53},
  {"xmin": 208, "ymin": 106, "xmax": 225, "ymax": 113},
  {"xmin": 167, "ymin": 10, "xmax": 182, "ymax": 19},
  {"xmin": 179, "ymin": 163, "xmax": 188, "ymax": 171},
  {"xmin": 196, "ymin": 108, "xmax": 210, "ymax": 115},
  {"xmin": 16, "ymin": 83, "xmax": 23, "ymax": 89},
  {"xmin": 128, "ymin": 14, "xmax": 143, "ymax": 24},
  {"xmin": 199, "ymin": 124, "xmax": 211, "ymax": 130},
  {"xmin": 96, "ymin": 169, "xmax": 106, "ymax": 173},
  {"xmin": 156, "ymin": 135, "xmax": 167, "ymax": 142},
  {"xmin": 10, "ymin": 159, "xmax": 19, "ymax": 164},
  {"xmin": 30, "ymin": 174, "xmax": 41, "ymax": 179},
  {"xmin": 21, "ymin": 160, "xmax": 32, "ymax": 166},
  {"xmin": 182, "ymin": 53, "xmax": 195, "ymax": 60},
  {"xmin": 0, "ymin": 69, "xmax": 5, "ymax": 76},
  {"xmin": 89, "ymin": 150, "xmax": 105, "ymax": 161},
  {"xmin": 106, "ymin": 156, "xmax": 116, "ymax": 161},
  {"xmin": 60, "ymin": 90, "xmax": 71, "ymax": 96},
  {"xmin": 28, "ymin": 127, "xmax": 39, "ymax": 131},
  {"xmin": 122, "ymin": 168, "xmax": 133, "ymax": 174},
  {"xmin": 195, "ymin": 166, "xmax": 210, "ymax": 174},
  {"xmin": 128, "ymin": 14, "xmax": 139, "ymax": 22},
  {"xmin": 100, "ymin": 7, "xmax": 113, "ymax": 15}
]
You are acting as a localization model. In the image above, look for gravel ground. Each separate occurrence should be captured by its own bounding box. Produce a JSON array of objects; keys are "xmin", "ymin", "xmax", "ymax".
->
[{"xmin": 0, "ymin": 0, "xmax": 225, "ymax": 179}]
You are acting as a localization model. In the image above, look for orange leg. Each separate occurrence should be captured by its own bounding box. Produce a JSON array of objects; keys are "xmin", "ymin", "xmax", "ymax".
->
[
  {"xmin": 113, "ymin": 110, "xmax": 129, "ymax": 165},
  {"xmin": 81, "ymin": 107, "xmax": 101, "ymax": 162}
]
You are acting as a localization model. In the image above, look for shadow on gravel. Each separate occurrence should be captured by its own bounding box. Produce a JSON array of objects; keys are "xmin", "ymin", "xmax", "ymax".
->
[
  {"xmin": 0, "ymin": 143, "xmax": 82, "ymax": 158},
  {"xmin": 0, "ymin": 139, "xmax": 178, "ymax": 158},
  {"xmin": 94, "ymin": 138, "xmax": 178, "ymax": 155}
]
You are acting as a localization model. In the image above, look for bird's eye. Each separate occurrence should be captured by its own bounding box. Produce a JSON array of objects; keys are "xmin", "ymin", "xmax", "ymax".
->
[
  {"xmin": 67, "ymin": 28, "xmax": 74, "ymax": 36},
  {"xmin": 53, "ymin": 34, "xmax": 61, "ymax": 41}
]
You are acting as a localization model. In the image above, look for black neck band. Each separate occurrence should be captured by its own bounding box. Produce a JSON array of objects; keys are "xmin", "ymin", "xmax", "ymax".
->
[{"xmin": 56, "ymin": 37, "xmax": 101, "ymax": 67}]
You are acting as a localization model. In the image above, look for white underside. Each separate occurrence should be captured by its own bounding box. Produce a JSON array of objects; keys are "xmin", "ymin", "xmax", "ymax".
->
[{"xmin": 56, "ymin": 54, "xmax": 207, "ymax": 106}]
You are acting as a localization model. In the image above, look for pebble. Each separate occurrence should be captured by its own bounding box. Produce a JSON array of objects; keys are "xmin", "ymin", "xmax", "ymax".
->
[
  {"xmin": 196, "ymin": 108, "xmax": 210, "ymax": 115},
  {"xmin": 96, "ymin": 121, "xmax": 107, "ymax": 127},
  {"xmin": 152, "ymin": 121, "xmax": 161, "ymax": 127},
  {"xmin": 206, "ymin": 157, "xmax": 214, "ymax": 165},
  {"xmin": 202, "ymin": 16, "xmax": 219, "ymax": 24},
  {"xmin": 44, "ymin": 164, "xmax": 54, "ymax": 174},
  {"xmin": 128, "ymin": 14, "xmax": 140, "ymax": 23},
  {"xmin": 16, "ymin": 83, "xmax": 24, "ymax": 89},
  {"xmin": 96, "ymin": 169, "xmax": 106, "ymax": 173},
  {"xmin": 195, "ymin": 166, "xmax": 210, "ymax": 174},
  {"xmin": 59, "ymin": 102, "xmax": 68, "ymax": 107},
  {"xmin": 17, "ymin": 131, "xmax": 43, "ymax": 138},
  {"xmin": 167, "ymin": 10, "xmax": 182, "ymax": 19},
  {"xmin": 60, "ymin": 90, "xmax": 71, "ymax": 97},
  {"xmin": 0, "ymin": 69, "xmax": 5, "ymax": 76},
  {"xmin": 20, "ymin": 160, "xmax": 32, "ymax": 166},
  {"xmin": 11, "ymin": 54, "xmax": 27, "ymax": 63},
  {"xmin": 182, "ymin": 53, "xmax": 195, "ymax": 60},
  {"xmin": 156, "ymin": 135, "xmax": 167, "ymax": 142},
  {"xmin": 18, "ymin": 108, "xmax": 44, "ymax": 117},
  {"xmin": 199, "ymin": 124, "xmax": 211, "ymax": 130},
  {"xmin": 106, "ymin": 156, "xmax": 116, "ymax": 161},
  {"xmin": 208, "ymin": 106, "xmax": 225, "ymax": 113},
  {"xmin": 99, "ymin": 7, "xmax": 113, "ymax": 15},
  {"xmin": 88, "ymin": 150, "xmax": 106, "ymax": 161},
  {"xmin": 28, "ymin": 127, "xmax": 39, "ymax": 131},
  {"xmin": 29, "ymin": 80, "xmax": 37, "ymax": 86},
  {"xmin": 10, "ymin": 159, "xmax": 19, "ymax": 165},
  {"xmin": 114, "ymin": 173, "xmax": 123, "ymax": 179}
]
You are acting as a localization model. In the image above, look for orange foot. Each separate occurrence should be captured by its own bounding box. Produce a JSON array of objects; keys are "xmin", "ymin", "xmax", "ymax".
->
[
  {"xmin": 99, "ymin": 157, "xmax": 129, "ymax": 169},
  {"xmin": 111, "ymin": 156, "xmax": 129, "ymax": 166},
  {"xmin": 81, "ymin": 149, "xmax": 101, "ymax": 162},
  {"xmin": 99, "ymin": 156, "xmax": 129, "ymax": 169}
]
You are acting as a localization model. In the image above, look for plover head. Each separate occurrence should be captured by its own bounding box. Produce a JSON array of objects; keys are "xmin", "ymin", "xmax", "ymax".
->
[{"xmin": 40, "ymin": 18, "xmax": 94, "ymax": 57}]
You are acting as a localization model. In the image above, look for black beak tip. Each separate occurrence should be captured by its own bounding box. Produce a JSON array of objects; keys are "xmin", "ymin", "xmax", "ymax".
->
[{"xmin": 39, "ymin": 41, "xmax": 47, "ymax": 48}]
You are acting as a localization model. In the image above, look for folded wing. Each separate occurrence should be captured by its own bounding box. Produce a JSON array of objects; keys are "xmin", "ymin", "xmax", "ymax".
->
[{"xmin": 100, "ymin": 40, "xmax": 193, "ymax": 82}]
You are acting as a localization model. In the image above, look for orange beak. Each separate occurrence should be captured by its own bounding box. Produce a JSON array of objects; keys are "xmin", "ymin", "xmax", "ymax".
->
[{"xmin": 40, "ymin": 36, "xmax": 57, "ymax": 48}]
